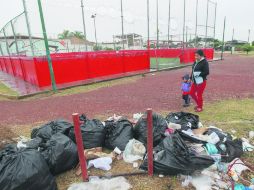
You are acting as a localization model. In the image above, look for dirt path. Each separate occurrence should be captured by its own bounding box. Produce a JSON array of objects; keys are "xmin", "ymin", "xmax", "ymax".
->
[{"xmin": 1, "ymin": 54, "xmax": 254, "ymax": 125}]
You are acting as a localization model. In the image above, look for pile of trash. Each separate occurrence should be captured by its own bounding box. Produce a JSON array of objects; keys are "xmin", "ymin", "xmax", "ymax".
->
[{"xmin": 0, "ymin": 112, "xmax": 253, "ymax": 190}]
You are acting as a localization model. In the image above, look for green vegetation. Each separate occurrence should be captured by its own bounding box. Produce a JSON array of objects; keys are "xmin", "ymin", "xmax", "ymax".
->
[
  {"xmin": 150, "ymin": 58, "xmax": 181, "ymax": 69},
  {"xmin": 58, "ymin": 30, "xmax": 86, "ymax": 40},
  {"xmin": 0, "ymin": 82, "xmax": 18, "ymax": 96}
]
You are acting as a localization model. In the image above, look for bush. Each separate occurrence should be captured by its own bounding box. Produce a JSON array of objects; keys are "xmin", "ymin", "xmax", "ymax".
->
[{"xmin": 242, "ymin": 44, "xmax": 253, "ymax": 54}]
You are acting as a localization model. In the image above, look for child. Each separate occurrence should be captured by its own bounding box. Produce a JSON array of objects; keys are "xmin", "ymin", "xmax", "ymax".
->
[{"xmin": 181, "ymin": 74, "xmax": 191, "ymax": 107}]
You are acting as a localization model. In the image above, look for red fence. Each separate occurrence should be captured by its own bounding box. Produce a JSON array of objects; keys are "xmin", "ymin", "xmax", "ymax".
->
[
  {"xmin": 149, "ymin": 48, "xmax": 214, "ymax": 63},
  {"xmin": 0, "ymin": 50, "xmax": 150, "ymax": 87},
  {"xmin": 0, "ymin": 48, "xmax": 213, "ymax": 88}
]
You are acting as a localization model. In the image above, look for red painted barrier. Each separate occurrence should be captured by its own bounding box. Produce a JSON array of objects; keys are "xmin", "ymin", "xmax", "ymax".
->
[{"xmin": 0, "ymin": 48, "xmax": 213, "ymax": 88}]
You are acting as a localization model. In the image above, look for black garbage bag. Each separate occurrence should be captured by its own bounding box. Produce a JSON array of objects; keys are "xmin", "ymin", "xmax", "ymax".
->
[
  {"xmin": 217, "ymin": 139, "xmax": 243, "ymax": 163},
  {"xmin": 177, "ymin": 130, "xmax": 207, "ymax": 144},
  {"xmin": 134, "ymin": 113, "xmax": 168, "ymax": 147},
  {"xmin": 23, "ymin": 137, "xmax": 43, "ymax": 149},
  {"xmin": 204, "ymin": 128, "xmax": 233, "ymax": 142},
  {"xmin": 69, "ymin": 115, "xmax": 105, "ymax": 149},
  {"xmin": 104, "ymin": 118, "xmax": 133, "ymax": 151},
  {"xmin": 165, "ymin": 112, "xmax": 199, "ymax": 130},
  {"xmin": 0, "ymin": 145, "xmax": 57, "ymax": 190},
  {"xmin": 31, "ymin": 119, "xmax": 73, "ymax": 140},
  {"xmin": 40, "ymin": 133, "xmax": 78, "ymax": 175},
  {"xmin": 140, "ymin": 133, "xmax": 214, "ymax": 175}
]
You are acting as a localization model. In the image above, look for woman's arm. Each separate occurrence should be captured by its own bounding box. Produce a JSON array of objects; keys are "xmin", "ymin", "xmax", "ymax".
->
[{"xmin": 200, "ymin": 60, "xmax": 209, "ymax": 78}]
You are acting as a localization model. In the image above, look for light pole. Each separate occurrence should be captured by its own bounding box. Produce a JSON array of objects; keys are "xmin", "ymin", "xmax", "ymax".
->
[
  {"xmin": 120, "ymin": 0, "xmax": 125, "ymax": 50},
  {"xmin": 231, "ymin": 28, "xmax": 234, "ymax": 54},
  {"xmin": 167, "ymin": 0, "xmax": 171, "ymax": 47},
  {"xmin": 183, "ymin": 0, "xmax": 186, "ymax": 49},
  {"xmin": 248, "ymin": 29, "xmax": 251, "ymax": 44},
  {"xmin": 195, "ymin": 0, "xmax": 198, "ymax": 47},
  {"xmin": 156, "ymin": 0, "xmax": 159, "ymax": 49},
  {"xmin": 91, "ymin": 14, "xmax": 98, "ymax": 49},
  {"xmin": 80, "ymin": 0, "xmax": 87, "ymax": 51},
  {"xmin": 221, "ymin": 17, "xmax": 226, "ymax": 60},
  {"xmin": 213, "ymin": 2, "xmax": 217, "ymax": 48},
  {"xmin": 147, "ymin": 0, "xmax": 150, "ymax": 49},
  {"xmin": 205, "ymin": 0, "xmax": 209, "ymax": 48},
  {"xmin": 22, "ymin": 0, "xmax": 34, "ymax": 56}
]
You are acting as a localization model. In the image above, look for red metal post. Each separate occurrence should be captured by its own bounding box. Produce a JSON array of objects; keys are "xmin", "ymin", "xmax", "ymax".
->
[
  {"xmin": 72, "ymin": 113, "xmax": 88, "ymax": 181},
  {"xmin": 147, "ymin": 108, "xmax": 154, "ymax": 176}
]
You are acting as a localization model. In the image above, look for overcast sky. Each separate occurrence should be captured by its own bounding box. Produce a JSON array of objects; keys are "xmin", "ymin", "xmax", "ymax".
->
[{"xmin": 0, "ymin": 0, "xmax": 253, "ymax": 42}]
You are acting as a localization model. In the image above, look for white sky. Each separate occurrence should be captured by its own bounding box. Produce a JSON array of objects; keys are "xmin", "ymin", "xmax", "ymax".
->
[{"xmin": 0, "ymin": 0, "xmax": 253, "ymax": 42}]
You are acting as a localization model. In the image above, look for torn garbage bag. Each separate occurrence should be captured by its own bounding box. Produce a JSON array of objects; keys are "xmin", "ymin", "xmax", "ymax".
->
[
  {"xmin": 134, "ymin": 112, "xmax": 168, "ymax": 147},
  {"xmin": 217, "ymin": 139, "xmax": 243, "ymax": 162},
  {"xmin": 0, "ymin": 145, "xmax": 57, "ymax": 190},
  {"xmin": 104, "ymin": 118, "xmax": 133, "ymax": 151},
  {"xmin": 165, "ymin": 112, "xmax": 199, "ymax": 130},
  {"xmin": 40, "ymin": 133, "xmax": 78, "ymax": 175},
  {"xmin": 87, "ymin": 157, "xmax": 113, "ymax": 171},
  {"xmin": 69, "ymin": 115, "xmax": 105, "ymax": 149},
  {"xmin": 31, "ymin": 119, "xmax": 73, "ymax": 140},
  {"xmin": 140, "ymin": 133, "xmax": 214, "ymax": 175}
]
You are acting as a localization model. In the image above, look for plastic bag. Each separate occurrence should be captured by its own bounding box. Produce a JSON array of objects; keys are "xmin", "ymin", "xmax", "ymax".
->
[
  {"xmin": 140, "ymin": 133, "xmax": 214, "ymax": 175},
  {"xmin": 165, "ymin": 112, "xmax": 200, "ymax": 130},
  {"xmin": 134, "ymin": 112, "xmax": 168, "ymax": 147},
  {"xmin": 0, "ymin": 145, "xmax": 57, "ymax": 190},
  {"xmin": 104, "ymin": 118, "xmax": 133, "ymax": 151},
  {"xmin": 123, "ymin": 139, "xmax": 146, "ymax": 163},
  {"xmin": 31, "ymin": 119, "xmax": 73, "ymax": 140},
  {"xmin": 69, "ymin": 115, "xmax": 105, "ymax": 149},
  {"xmin": 40, "ymin": 133, "xmax": 78, "ymax": 175},
  {"xmin": 68, "ymin": 177, "xmax": 131, "ymax": 190}
]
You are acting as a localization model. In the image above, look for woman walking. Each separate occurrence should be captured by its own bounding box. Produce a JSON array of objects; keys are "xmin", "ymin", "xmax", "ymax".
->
[{"xmin": 190, "ymin": 49, "xmax": 210, "ymax": 112}]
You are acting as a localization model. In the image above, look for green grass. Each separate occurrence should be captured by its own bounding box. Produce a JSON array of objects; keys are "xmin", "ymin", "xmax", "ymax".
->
[
  {"xmin": 150, "ymin": 58, "xmax": 181, "ymax": 69},
  {"xmin": 0, "ymin": 82, "xmax": 18, "ymax": 96}
]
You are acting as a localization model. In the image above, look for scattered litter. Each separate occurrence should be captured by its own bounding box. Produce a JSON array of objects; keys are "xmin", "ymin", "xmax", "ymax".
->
[
  {"xmin": 228, "ymin": 158, "xmax": 250, "ymax": 177},
  {"xmin": 164, "ymin": 128, "xmax": 175, "ymax": 136},
  {"xmin": 249, "ymin": 131, "xmax": 254, "ymax": 139},
  {"xmin": 159, "ymin": 174, "xmax": 164, "ymax": 178},
  {"xmin": 231, "ymin": 130, "xmax": 237, "ymax": 134},
  {"xmin": 207, "ymin": 132, "xmax": 221, "ymax": 144},
  {"xmin": 113, "ymin": 147, "xmax": 122, "ymax": 155},
  {"xmin": 133, "ymin": 113, "xmax": 143, "ymax": 123},
  {"xmin": 68, "ymin": 177, "xmax": 132, "ymax": 190},
  {"xmin": 167, "ymin": 122, "xmax": 181, "ymax": 130},
  {"xmin": 88, "ymin": 157, "xmax": 113, "ymax": 171},
  {"xmin": 84, "ymin": 147, "xmax": 115, "ymax": 160},
  {"xmin": 123, "ymin": 139, "xmax": 146, "ymax": 163},
  {"xmin": 133, "ymin": 162, "xmax": 138, "ymax": 168}
]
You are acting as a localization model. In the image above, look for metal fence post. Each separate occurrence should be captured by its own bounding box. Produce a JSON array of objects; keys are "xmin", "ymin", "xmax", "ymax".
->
[
  {"xmin": 37, "ymin": 0, "xmax": 57, "ymax": 91},
  {"xmin": 10, "ymin": 20, "xmax": 19, "ymax": 56}
]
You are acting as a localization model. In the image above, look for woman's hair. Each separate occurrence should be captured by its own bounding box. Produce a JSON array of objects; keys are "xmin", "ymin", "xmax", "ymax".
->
[{"xmin": 195, "ymin": 49, "xmax": 205, "ymax": 57}]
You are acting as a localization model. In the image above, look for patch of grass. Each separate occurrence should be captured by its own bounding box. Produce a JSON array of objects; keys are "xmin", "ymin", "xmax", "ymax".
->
[
  {"xmin": 150, "ymin": 58, "xmax": 181, "ymax": 69},
  {"xmin": 24, "ymin": 75, "xmax": 142, "ymax": 100},
  {"xmin": 0, "ymin": 82, "xmax": 18, "ymax": 96}
]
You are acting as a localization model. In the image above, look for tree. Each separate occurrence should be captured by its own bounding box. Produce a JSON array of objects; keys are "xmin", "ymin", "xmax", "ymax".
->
[
  {"xmin": 70, "ymin": 31, "xmax": 85, "ymax": 40},
  {"xmin": 58, "ymin": 30, "xmax": 71, "ymax": 39},
  {"xmin": 242, "ymin": 44, "xmax": 253, "ymax": 55},
  {"xmin": 252, "ymin": 41, "xmax": 254, "ymax": 46}
]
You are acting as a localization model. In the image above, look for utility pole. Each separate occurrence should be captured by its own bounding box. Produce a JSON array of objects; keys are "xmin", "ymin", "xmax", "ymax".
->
[
  {"xmin": 147, "ymin": 0, "xmax": 150, "ymax": 49},
  {"xmin": 248, "ymin": 29, "xmax": 250, "ymax": 44},
  {"xmin": 120, "ymin": 0, "xmax": 125, "ymax": 50},
  {"xmin": 167, "ymin": 0, "xmax": 171, "ymax": 47},
  {"xmin": 213, "ymin": 3, "xmax": 217, "ymax": 48},
  {"xmin": 186, "ymin": 26, "xmax": 188, "ymax": 47},
  {"xmin": 91, "ymin": 14, "xmax": 98, "ymax": 48},
  {"xmin": 183, "ymin": 0, "xmax": 186, "ymax": 49},
  {"xmin": 156, "ymin": 0, "xmax": 159, "ymax": 49},
  {"xmin": 231, "ymin": 28, "xmax": 234, "ymax": 54},
  {"xmin": 80, "ymin": 0, "xmax": 87, "ymax": 51},
  {"xmin": 204, "ymin": 0, "xmax": 209, "ymax": 48},
  {"xmin": 22, "ymin": 0, "xmax": 34, "ymax": 56},
  {"xmin": 221, "ymin": 17, "xmax": 226, "ymax": 60},
  {"xmin": 195, "ymin": 0, "xmax": 198, "ymax": 47},
  {"xmin": 37, "ymin": 0, "xmax": 57, "ymax": 91}
]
